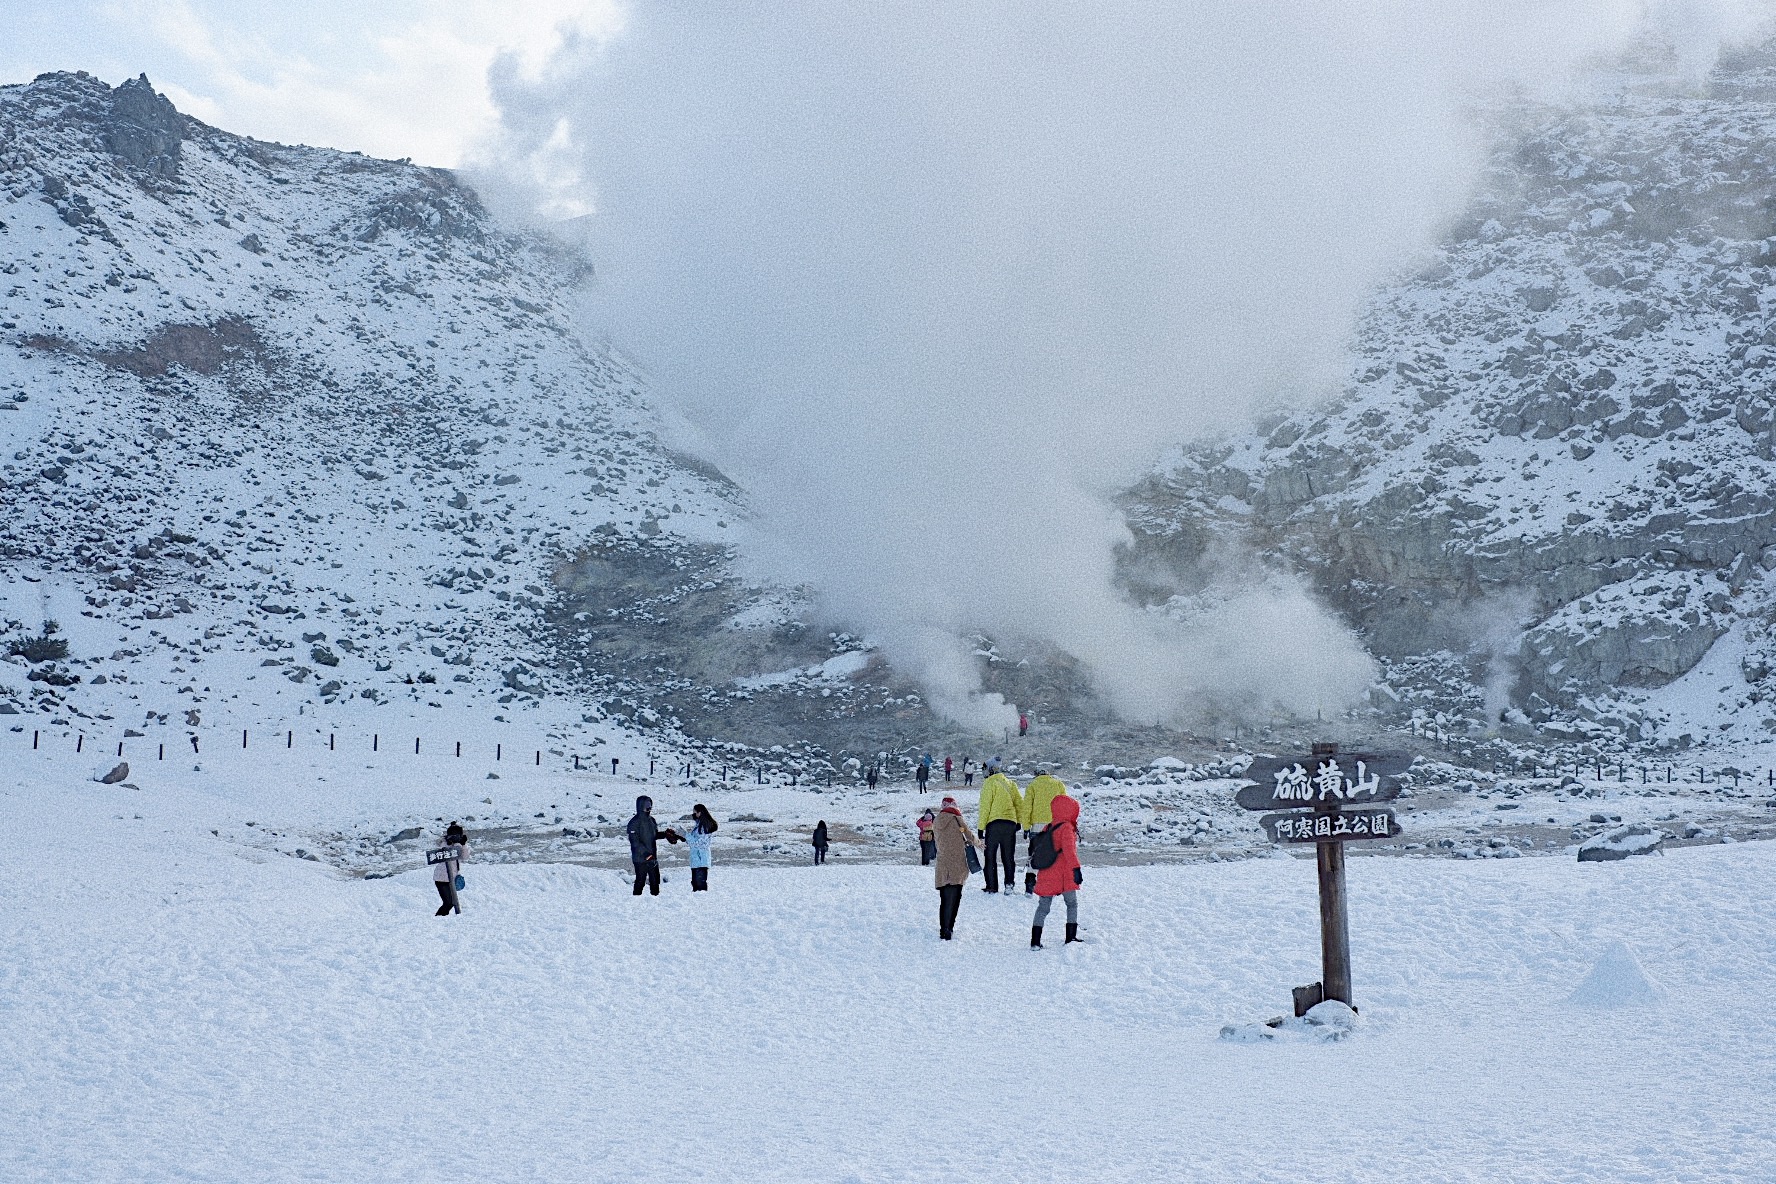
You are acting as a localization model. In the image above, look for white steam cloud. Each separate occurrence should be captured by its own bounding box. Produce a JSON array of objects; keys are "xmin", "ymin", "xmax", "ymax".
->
[{"xmin": 473, "ymin": 1, "xmax": 1772, "ymax": 732}]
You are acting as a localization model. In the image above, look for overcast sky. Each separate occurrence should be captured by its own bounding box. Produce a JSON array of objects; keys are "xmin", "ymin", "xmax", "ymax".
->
[{"xmin": 0, "ymin": 0, "xmax": 619, "ymax": 166}]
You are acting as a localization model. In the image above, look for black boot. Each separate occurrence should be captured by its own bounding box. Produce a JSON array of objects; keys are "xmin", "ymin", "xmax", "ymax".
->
[
  {"xmin": 1065, "ymin": 922, "xmax": 1080, "ymax": 943},
  {"xmin": 1031, "ymin": 925, "xmax": 1043, "ymax": 949}
]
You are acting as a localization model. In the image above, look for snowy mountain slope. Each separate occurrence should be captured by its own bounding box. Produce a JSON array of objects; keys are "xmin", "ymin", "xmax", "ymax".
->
[
  {"xmin": 0, "ymin": 70, "xmax": 843, "ymax": 763},
  {"xmin": 1127, "ymin": 44, "xmax": 1776, "ymax": 752}
]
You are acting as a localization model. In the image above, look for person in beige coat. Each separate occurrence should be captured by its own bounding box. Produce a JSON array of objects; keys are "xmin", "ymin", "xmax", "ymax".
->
[{"xmin": 930, "ymin": 795, "xmax": 980, "ymax": 940}]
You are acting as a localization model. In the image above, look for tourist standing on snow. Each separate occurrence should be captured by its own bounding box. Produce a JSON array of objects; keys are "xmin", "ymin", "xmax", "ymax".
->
[
  {"xmin": 627, "ymin": 795, "xmax": 683, "ymax": 896},
  {"xmin": 917, "ymin": 808, "xmax": 937, "ymax": 865},
  {"xmin": 1018, "ymin": 713, "xmax": 1029, "ymax": 737},
  {"xmin": 431, "ymin": 821, "xmax": 470, "ymax": 916},
  {"xmin": 916, "ymin": 758, "xmax": 930, "ymax": 791},
  {"xmin": 1021, "ymin": 767, "xmax": 1068, "ymax": 895},
  {"xmin": 961, "ymin": 757, "xmax": 975, "ymax": 788},
  {"xmin": 866, "ymin": 765, "xmax": 879, "ymax": 790},
  {"xmin": 686, "ymin": 804, "xmax": 718, "ymax": 892},
  {"xmin": 812, "ymin": 819, "xmax": 830, "ymax": 865},
  {"xmin": 1031, "ymin": 792, "xmax": 1083, "ymax": 948},
  {"xmin": 976, "ymin": 758, "xmax": 1023, "ymax": 895},
  {"xmin": 931, "ymin": 795, "xmax": 981, "ymax": 940},
  {"xmin": 943, "ymin": 756, "xmax": 953, "ymax": 783}
]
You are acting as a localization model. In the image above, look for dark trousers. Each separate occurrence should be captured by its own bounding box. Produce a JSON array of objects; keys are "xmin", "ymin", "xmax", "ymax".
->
[
  {"xmin": 691, "ymin": 867, "xmax": 708, "ymax": 891},
  {"xmin": 813, "ymin": 846, "xmax": 827, "ymax": 865},
  {"xmin": 632, "ymin": 859, "xmax": 660, "ymax": 895},
  {"xmin": 964, "ymin": 773, "xmax": 974, "ymax": 786},
  {"xmin": 937, "ymin": 884, "xmax": 963, "ymax": 938},
  {"xmin": 434, "ymin": 879, "xmax": 459, "ymax": 916},
  {"xmin": 920, "ymin": 838, "xmax": 936, "ymax": 865},
  {"xmin": 983, "ymin": 820, "xmax": 1018, "ymax": 891}
]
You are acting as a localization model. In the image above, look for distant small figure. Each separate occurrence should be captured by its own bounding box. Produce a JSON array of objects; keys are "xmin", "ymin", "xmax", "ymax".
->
[
  {"xmin": 917, "ymin": 807, "xmax": 937, "ymax": 865},
  {"xmin": 611, "ymin": 756, "xmax": 620, "ymax": 775},
  {"xmin": 962, "ymin": 757, "xmax": 975, "ymax": 788},
  {"xmin": 431, "ymin": 821, "xmax": 469, "ymax": 916},
  {"xmin": 943, "ymin": 756, "xmax": 953, "ymax": 783},
  {"xmin": 687, "ymin": 803, "xmax": 718, "ymax": 891},
  {"xmin": 627, "ymin": 794, "xmax": 683, "ymax": 896},
  {"xmin": 866, "ymin": 765, "xmax": 879, "ymax": 790},
  {"xmin": 812, "ymin": 820, "xmax": 829, "ymax": 865},
  {"xmin": 915, "ymin": 760, "xmax": 930, "ymax": 790},
  {"xmin": 1018, "ymin": 713, "xmax": 1029, "ymax": 737}
]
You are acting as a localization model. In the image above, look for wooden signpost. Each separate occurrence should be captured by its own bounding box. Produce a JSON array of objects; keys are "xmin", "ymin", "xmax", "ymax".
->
[{"xmin": 1238, "ymin": 741, "xmax": 1405, "ymax": 1016}]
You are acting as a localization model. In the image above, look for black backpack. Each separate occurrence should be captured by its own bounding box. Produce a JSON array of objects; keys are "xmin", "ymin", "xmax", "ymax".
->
[{"xmin": 1029, "ymin": 826, "xmax": 1061, "ymax": 870}]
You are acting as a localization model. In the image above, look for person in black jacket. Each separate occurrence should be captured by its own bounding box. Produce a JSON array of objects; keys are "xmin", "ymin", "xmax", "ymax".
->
[
  {"xmin": 627, "ymin": 795, "xmax": 682, "ymax": 895},
  {"xmin": 812, "ymin": 819, "xmax": 829, "ymax": 865}
]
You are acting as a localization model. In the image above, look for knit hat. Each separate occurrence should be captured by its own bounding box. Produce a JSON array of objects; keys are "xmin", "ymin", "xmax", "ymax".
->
[{"xmin": 940, "ymin": 795, "xmax": 961, "ymax": 813}]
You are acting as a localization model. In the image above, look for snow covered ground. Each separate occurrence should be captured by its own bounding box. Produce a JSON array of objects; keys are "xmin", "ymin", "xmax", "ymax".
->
[{"xmin": 6, "ymin": 754, "xmax": 1775, "ymax": 1182}]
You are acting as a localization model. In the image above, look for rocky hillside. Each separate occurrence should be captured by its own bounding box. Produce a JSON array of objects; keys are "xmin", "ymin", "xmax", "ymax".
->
[
  {"xmin": 1126, "ymin": 45, "xmax": 1776, "ymax": 753},
  {"xmin": 0, "ymin": 71, "xmax": 851, "ymax": 761}
]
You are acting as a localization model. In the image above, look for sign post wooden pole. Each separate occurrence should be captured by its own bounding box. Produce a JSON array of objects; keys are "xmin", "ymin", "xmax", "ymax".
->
[
  {"xmin": 1312, "ymin": 741, "xmax": 1353, "ymax": 1006},
  {"xmin": 1239, "ymin": 739, "xmax": 1407, "ymax": 1015},
  {"xmin": 1316, "ymin": 829, "xmax": 1353, "ymax": 1006}
]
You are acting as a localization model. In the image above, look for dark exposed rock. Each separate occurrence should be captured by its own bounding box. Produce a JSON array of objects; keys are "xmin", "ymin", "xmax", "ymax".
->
[{"xmin": 103, "ymin": 74, "xmax": 182, "ymax": 179}]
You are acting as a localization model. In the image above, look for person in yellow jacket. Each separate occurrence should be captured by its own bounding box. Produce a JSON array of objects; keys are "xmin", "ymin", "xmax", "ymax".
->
[
  {"xmin": 1020, "ymin": 768, "xmax": 1068, "ymax": 894},
  {"xmin": 976, "ymin": 757, "xmax": 1023, "ymax": 894}
]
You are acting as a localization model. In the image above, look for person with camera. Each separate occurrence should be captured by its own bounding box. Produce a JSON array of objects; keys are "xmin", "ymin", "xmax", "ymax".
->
[{"xmin": 627, "ymin": 795, "xmax": 683, "ymax": 896}]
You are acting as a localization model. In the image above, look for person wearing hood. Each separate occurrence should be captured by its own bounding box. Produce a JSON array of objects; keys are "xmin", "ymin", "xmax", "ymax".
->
[
  {"xmin": 975, "ymin": 758, "xmax": 1023, "ymax": 895},
  {"xmin": 916, "ymin": 808, "xmax": 937, "ymax": 865},
  {"xmin": 931, "ymin": 796, "xmax": 981, "ymax": 939},
  {"xmin": 812, "ymin": 819, "xmax": 830, "ymax": 864},
  {"xmin": 1021, "ymin": 768, "xmax": 1069, "ymax": 894},
  {"xmin": 431, "ymin": 821, "xmax": 469, "ymax": 916},
  {"xmin": 1030, "ymin": 793, "xmax": 1083, "ymax": 948},
  {"xmin": 627, "ymin": 795, "xmax": 683, "ymax": 896},
  {"xmin": 686, "ymin": 804, "xmax": 718, "ymax": 892}
]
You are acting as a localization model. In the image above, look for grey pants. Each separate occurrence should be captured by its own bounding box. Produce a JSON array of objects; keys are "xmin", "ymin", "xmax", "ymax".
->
[{"xmin": 1033, "ymin": 891, "xmax": 1077, "ymax": 927}]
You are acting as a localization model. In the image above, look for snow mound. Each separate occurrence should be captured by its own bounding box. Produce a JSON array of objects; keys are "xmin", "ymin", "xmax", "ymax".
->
[
  {"xmin": 1220, "ymin": 998, "xmax": 1363, "ymax": 1043},
  {"xmin": 1566, "ymin": 940, "xmax": 1661, "ymax": 1008}
]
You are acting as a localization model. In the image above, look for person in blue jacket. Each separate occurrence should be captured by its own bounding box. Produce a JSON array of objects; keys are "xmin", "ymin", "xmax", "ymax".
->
[
  {"xmin": 627, "ymin": 795, "xmax": 682, "ymax": 896},
  {"xmin": 686, "ymin": 803, "xmax": 718, "ymax": 891}
]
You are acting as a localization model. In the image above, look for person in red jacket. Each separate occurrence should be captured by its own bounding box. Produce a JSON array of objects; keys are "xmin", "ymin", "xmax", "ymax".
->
[{"xmin": 1031, "ymin": 792, "xmax": 1082, "ymax": 948}]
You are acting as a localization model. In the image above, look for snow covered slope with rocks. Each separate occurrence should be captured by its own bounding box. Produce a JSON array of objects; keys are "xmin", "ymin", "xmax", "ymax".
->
[
  {"xmin": 0, "ymin": 70, "xmax": 824, "ymax": 764},
  {"xmin": 1128, "ymin": 44, "xmax": 1776, "ymax": 754}
]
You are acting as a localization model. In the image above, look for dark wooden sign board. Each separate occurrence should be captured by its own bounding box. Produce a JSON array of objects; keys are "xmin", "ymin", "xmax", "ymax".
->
[
  {"xmin": 1236, "ymin": 754, "xmax": 1409, "ymax": 812},
  {"xmin": 425, "ymin": 845, "xmax": 462, "ymax": 866},
  {"xmin": 1241, "ymin": 744, "xmax": 1408, "ymax": 1016},
  {"xmin": 1260, "ymin": 808, "xmax": 1399, "ymax": 843}
]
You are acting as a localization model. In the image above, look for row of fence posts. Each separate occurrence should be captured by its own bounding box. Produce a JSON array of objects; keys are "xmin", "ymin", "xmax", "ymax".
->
[
  {"xmin": 26, "ymin": 727, "xmax": 827, "ymax": 786},
  {"xmin": 39, "ymin": 726, "xmax": 1761, "ymax": 790}
]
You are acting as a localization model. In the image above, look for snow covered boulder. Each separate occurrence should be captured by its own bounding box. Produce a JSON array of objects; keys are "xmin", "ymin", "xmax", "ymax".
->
[
  {"xmin": 1304, "ymin": 999, "xmax": 1360, "ymax": 1035},
  {"xmin": 1567, "ymin": 941, "xmax": 1661, "ymax": 1007},
  {"xmin": 95, "ymin": 761, "xmax": 129, "ymax": 784},
  {"xmin": 1578, "ymin": 825, "xmax": 1664, "ymax": 861}
]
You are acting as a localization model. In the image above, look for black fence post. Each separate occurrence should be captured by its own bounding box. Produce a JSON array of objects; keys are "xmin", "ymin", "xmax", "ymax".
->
[
  {"xmin": 287, "ymin": 730, "xmax": 293, "ymax": 749},
  {"xmin": 116, "ymin": 741, "xmax": 123, "ymax": 757},
  {"xmin": 455, "ymin": 741, "xmax": 461, "ymax": 758},
  {"xmin": 32, "ymin": 730, "xmax": 38, "ymax": 750},
  {"xmin": 158, "ymin": 743, "xmax": 164, "ymax": 760},
  {"xmin": 76, "ymin": 735, "xmax": 83, "ymax": 753},
  {"xmin": 496, "ymin": 743, "xmax": 501, "ymax": 761},
  {"xmin": 190, "ymin": 736, "xmax": 199, "ymax": 754},
  {"xmin": 329, "ymin": 733, "xmax": 335, "ymax": 750},
  {"xmin": 242, "ymin": 730, "xmax": 248, "ymax": 749},
  {"xmin": 535, "ymin": 750, "xmax": 541, "ymax": 766},
  {"xmin": 574, "ymin": 755, "xmax": 581, "ymax": 770},
  {"xmin": 414, "ymin": 737, "xmax": 421, "ymax": 755},
  {"xmin": 373, "ymin": 734, "xmax": 379, "ymax": 752}
]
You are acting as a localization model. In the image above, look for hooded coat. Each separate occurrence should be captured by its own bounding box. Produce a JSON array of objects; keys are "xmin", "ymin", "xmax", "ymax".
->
[
  {"xmin": 627, "ymin": 796, "xmax": 662, "ymax": 864},
  {"xmin": 1033, "ymin": 793, "xmax": 1082, "ymax": 898},
  {"xmin": 931, "ymin": 807, "xmax": 979, "ymax": 888}
]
